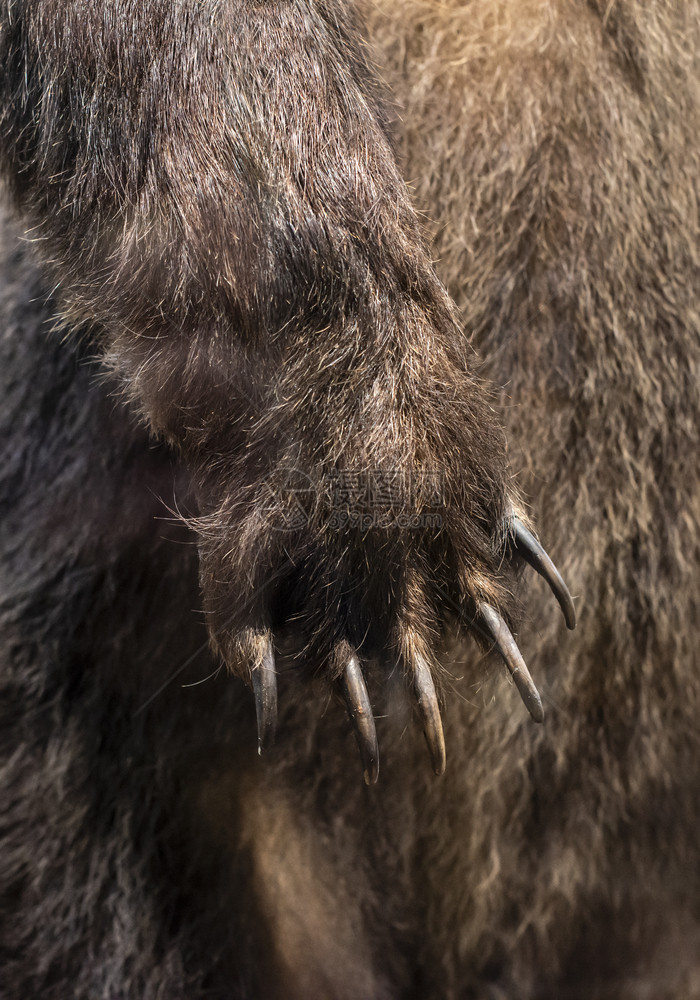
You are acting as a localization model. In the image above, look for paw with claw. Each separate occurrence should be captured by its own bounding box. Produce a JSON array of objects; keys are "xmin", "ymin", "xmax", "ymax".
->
[
  {"xmin": 201, "ymin": 464, "xmax": 576, "ymax": 784},
  {"xmin": 0, "ymin": 0, "xmax": 577, "ymax": 790}
]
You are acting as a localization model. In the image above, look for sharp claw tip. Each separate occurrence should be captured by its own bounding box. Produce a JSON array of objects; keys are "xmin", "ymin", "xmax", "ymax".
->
[
  {"xmin": 255, "ymin": 728, "xmax": 276, "ymax": 755},
  {"xmin": 433, "ymin": 757, "xmax": 446, "ymax": 777},
  {"xmin": 251, "ymin": 639, "xmax": 278, "ymax": 756},
  {"xmin": 515, "ymin": 676, "xmax": 544, "ymax": 723},
  {"xmin": 510, "ymin": 515, "xmax": 577, "ymax": 631},
  {"xmin": 426, "ymin": 735, "xmax": 447, "ymax": 776},
  {"xmin": 479, "ymin": 602, "xmax": 546, "ymax": 724},
  {"xmin": 341, "ymin": 651, "xmax": 380, "ymax": 786},
  {"xmin": 410, "ymin": 652, "xmax": 446, "ymax": 779}
]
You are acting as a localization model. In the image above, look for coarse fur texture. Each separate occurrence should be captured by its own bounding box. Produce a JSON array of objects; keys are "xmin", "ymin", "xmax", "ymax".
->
[{"xmin": 1, "ymin": 0, "xmax": 699, "ymax": 998}]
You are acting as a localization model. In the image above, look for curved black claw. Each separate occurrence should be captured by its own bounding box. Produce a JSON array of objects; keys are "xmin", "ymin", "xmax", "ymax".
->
[
  {"xmin": 340, "ymin": 652, "xmax": 379, "ymax": 786},
  {"xmin": 411, "ymin": 653, "xmax": 446, "ymax": 776},
  {"xmin": 478, "ymin": 603, "xmax": 544, "ymax": 723},
  {"xmin": 509, "ymin": 514, "xmax": 576, "ymax": 630},
  {"xmin": 251, "ymin": 635, "xmax": 278, "ymax": 755}
]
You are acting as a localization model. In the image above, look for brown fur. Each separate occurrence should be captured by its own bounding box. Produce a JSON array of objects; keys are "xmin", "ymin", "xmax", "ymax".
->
[
  {"xmin": 1, "ymin": 0, "xmax": 699, "ymax": 997},
  {"xmin": 365, "ymin": 1, "xmax": 700, "ymax": 994}
]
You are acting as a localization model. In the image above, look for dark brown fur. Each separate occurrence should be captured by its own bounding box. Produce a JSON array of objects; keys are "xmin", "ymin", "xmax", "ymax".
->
[{"xmin": 1, "ymin": 0, "xmax": 699, "ymax": 997}]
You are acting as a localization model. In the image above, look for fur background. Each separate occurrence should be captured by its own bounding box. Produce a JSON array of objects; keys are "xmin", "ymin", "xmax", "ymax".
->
[{"xmin": 1, "ymin": 1, "xmax": 699, "ymax": 997}]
